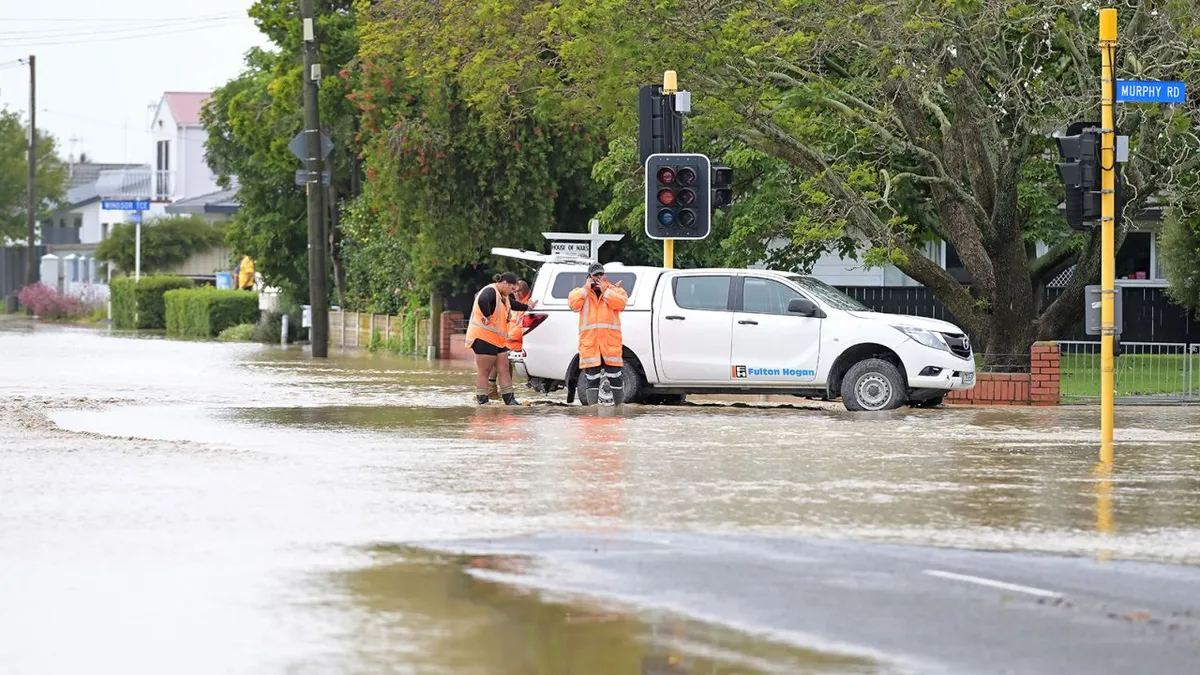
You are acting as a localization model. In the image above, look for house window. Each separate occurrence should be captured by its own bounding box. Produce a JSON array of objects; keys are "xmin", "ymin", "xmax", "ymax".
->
[
  {"xmin": 1116, "ymin": 231, "xmax": 1152, "ymax": 280},
  {"xmin": 156, "ymin": 140, "xmax": 171, "ymax": 198},
  {"xmin": 942, "ymin": 242, "xmax": 971, "ymax": 284}
]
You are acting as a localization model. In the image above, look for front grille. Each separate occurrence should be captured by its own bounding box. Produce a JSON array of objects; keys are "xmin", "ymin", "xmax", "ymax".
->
[{"xmin": 941, "ymin": 333, "xmax": 972, "ymax": 359}]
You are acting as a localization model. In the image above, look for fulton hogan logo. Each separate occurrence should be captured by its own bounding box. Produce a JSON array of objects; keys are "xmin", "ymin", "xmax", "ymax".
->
[{"xmin": 732, "ymin": 365, "xmax": 815, "ymax": 378}]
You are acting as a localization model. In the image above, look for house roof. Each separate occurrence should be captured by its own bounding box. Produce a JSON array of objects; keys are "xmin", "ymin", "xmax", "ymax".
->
[
  {"xmin": 164, "ymin": 187, "xmax": 240, "ymax": 215},
  {"xmin": 67, "ymin": 162, "xmax": 144, "ymax": 189},
  {"xmin": 161, "ymin": 91, "xmax": 211, "ymax": 126}
]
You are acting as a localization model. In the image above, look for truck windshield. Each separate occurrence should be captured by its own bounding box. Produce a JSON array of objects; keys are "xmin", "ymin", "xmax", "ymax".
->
[{"xmin": 786, "ymin": 275, "xmax": 872, "ymax": 312}]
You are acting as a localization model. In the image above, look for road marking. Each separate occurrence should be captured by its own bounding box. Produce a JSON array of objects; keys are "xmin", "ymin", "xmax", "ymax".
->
[{"xmin": 923, "ymin": 570, "xmax": 1064, "ymax": 599}]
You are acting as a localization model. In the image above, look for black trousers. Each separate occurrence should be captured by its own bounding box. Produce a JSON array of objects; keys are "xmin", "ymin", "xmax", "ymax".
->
[{"xmin": 583, "ymin": 360, "xmax": 622, "ymax": 394}]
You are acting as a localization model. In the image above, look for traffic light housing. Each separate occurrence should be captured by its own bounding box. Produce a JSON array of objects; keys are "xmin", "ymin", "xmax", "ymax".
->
[
  {"xmin": 712, "ymin": 166, "xmax": 733, "ymax": 213},
  {"xmin": 645, "ymin": 153, "xmax": 711, "ymax": 240},
  {"xmin": 1054, "ymin": 121, "xmax": 1124, "ymax": 231}
]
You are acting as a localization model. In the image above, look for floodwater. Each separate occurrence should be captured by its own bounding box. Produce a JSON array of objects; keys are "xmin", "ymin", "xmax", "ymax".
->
[{"xmin": 3, "ymin": 318, "xmax": 1200, "ymax": 674}]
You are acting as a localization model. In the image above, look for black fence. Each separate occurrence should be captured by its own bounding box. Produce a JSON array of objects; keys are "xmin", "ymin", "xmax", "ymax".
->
[
  {"xmin": 836, "ymin": 285, "xmax": 1200, "ymax": 344},
  {"xmin": 1, "ymin": 246, "xmax": 45, "ymax": 300}
]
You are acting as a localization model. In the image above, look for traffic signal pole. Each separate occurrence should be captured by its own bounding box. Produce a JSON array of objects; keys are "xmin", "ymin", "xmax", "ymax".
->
[
  {"xmin": 661, "ymin": 71, "xmax": 679, "ymax": 270},
  {"xmin": 1099, "ymin": 9, "xmax": 1116, "ymax": 459}
]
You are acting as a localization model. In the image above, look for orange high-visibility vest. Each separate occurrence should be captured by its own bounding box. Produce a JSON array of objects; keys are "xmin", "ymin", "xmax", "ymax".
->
[
  {"xmin": 567, "ymin": 283, "xmax": 627, "ymax": 368},
  {"xmin": 465, "ymin": 283, "xmax": 510, "ymax": 349},
  {"xmin": 506, "ymin": 309, "xmax": 525, "ymax": 351}
]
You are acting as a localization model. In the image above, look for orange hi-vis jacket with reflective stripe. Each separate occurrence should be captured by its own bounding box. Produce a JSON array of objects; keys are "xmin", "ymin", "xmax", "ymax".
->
[
  {"xmin": 567, "ymin": 282, "xmax": 627, "ymax": 368},
  {"xmin": 465, "ymin": 283, "xmax": 510, "ymax": 349},
  {"xmin": 506, "ymin": 308, "xmax": 525, "ymax": 351}
]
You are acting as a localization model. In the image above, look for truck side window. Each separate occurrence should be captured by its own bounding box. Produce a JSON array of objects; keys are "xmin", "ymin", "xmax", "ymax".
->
[
  {"xmin": 550, "ymin": 272, "xmax": 637, "ymax": 298},
  {"xmin": 743, "ymin": 278, "xmax": 803, "ymax": 315},
  {"xmin": 673, "ymin": 275, "xmax": 732, "ymax": 311}
]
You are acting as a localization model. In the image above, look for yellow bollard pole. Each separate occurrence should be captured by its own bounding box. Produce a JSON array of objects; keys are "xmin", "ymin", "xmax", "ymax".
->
[
  {"xmin": 1099, "ymin": 9, "xmax": 1117, "ymax": 456},
  {"xmin": 663, "ymin": 239, "xmax": 674, "ymax": 269}
]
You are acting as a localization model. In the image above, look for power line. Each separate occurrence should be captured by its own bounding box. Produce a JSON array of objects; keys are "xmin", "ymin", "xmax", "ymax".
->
[
  {"xmin": 0, "ymin": 16, "xmax": 240, "ymax": 39},
  {"xmin": 3, "ymin": 19, "xmax": 251, "ymax": 48}
]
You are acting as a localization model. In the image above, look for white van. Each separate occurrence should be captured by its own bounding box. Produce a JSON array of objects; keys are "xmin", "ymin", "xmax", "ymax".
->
[{"xmin": 494, "ymin": 248, "xmax": 976, "ymax": 411}]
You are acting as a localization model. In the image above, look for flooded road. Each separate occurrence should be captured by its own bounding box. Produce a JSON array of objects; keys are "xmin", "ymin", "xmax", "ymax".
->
[{"xmin": 3, "ymin": 319, "xmax": 1200, "ymax": 674}]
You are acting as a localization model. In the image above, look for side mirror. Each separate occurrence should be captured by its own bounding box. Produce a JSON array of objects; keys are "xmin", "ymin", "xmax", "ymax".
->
[{"xmin": 787, "ymin": 297, "xmax": 822, "ymax": 317}]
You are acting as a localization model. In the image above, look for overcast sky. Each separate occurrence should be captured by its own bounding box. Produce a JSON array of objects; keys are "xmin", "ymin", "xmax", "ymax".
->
[{"xmin": 0, "ymin": 0, "xmax": 271, "ymax": 167}]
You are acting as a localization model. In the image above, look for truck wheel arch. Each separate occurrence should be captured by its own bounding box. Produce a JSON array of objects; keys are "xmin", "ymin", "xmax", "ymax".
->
[{"xmin": 826, "ymin": 343, "xmax": 906, "ymax": 398}]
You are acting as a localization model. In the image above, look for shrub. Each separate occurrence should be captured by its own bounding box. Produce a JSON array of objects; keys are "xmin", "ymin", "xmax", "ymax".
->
[
  {"xmin": 110, "ymin": 275, "xmax": 193, "ymax": 329},
  {"xmin": 217, "ymin": 323, "xmax": 256, "ymax": 342},
  {"xmin": 165, "ymin": 287, "xmax": 259, "ymax": 338},
  {"xmin": 94, "ymin": 215, "xmax": 225, "ymax": 275},
  {"xmin": 16, "ymin": 283, "xmax": 86, "ymax": 320}
]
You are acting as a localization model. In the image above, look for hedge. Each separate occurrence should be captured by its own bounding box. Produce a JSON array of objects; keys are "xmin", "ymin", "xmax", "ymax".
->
[
  {"xmin": 164, "ymin": 287, "xmax": 259, "ymax": 338},
  {"xmin": 110, "ymin": 276, "xmax": 194, "ymax": 329}
]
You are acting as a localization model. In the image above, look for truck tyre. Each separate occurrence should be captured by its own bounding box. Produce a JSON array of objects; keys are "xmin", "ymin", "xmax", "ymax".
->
[
  {"xmin": 575, "ymin": 361, "xmax": 645, "ymax": 405},
  {"xmin": 841, "ymin": 358, "xmax": 906, "ymax": 412}
]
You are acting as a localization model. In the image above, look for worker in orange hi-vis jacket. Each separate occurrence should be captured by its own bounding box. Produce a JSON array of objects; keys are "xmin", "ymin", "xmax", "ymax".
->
[{"xmin": 568, "ymin": 262, "xmax": 628, "ymax": 406}]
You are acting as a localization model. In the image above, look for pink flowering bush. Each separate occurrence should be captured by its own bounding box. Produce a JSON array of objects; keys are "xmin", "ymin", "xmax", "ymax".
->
[{"xmin": 16, "ymin": 283, "xmax": 85, "ymax": 320}]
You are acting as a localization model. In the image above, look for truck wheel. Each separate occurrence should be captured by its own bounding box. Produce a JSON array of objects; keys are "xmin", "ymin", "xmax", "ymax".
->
[
  {"xmin": 575, "ymin": 361, "xmax": 645, "ymax": 405},
  {"xmin": 841, "ymin": 358, "xmax": 906, "ymax": 412}
]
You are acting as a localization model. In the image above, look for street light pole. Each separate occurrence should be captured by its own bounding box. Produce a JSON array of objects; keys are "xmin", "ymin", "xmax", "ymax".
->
[{"xmin": 300, "ymin": 0, "xmax": 329, "ymax": 357}]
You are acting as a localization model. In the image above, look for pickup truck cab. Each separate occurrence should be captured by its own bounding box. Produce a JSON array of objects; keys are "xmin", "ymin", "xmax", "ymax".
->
[{"xmin": 493, "ymin": 248, "xmax": 976, "ymax": 411}]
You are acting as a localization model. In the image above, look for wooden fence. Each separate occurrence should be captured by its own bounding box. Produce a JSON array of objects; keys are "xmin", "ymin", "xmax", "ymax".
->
[{"xmin": 328, "ymin": 309, "xmax": 430, "ymax": 355}]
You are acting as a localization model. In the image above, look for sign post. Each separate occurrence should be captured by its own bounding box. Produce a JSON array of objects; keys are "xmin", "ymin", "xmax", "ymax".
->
[
  {"xmin": 542, "ymin": 219, "xmax": 624, "ymax": 261},
  {"xmin": 102, "ymin": 199, "xmax": 150, "ymax": 281}
]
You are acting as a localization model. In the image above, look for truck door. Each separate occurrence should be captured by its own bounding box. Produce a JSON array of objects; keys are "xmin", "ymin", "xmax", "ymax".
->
[
  {"xmin": 729, "ymin": 275, "xmax": 821, "ymax": 383},
  {"xmin": 655, "ymin": 274, "xmax": 735, "ymax": 382}
]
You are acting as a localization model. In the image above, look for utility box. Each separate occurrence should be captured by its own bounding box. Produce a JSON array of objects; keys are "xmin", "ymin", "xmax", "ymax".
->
[{"xmin": 1085, "ymin": 285, "xmax": 1123, "ymax": 336}]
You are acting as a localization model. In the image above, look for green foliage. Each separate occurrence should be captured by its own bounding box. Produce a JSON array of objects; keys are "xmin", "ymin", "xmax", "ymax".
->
[
  {"xmin": 1159, "ymin": 180, "xmax": 1200, "ymax": 316},
  {"xmin": 110, "ymin": 278, "xmax": 136, "ymax": 329},
  {"xmin": 202, "ymin": 0, "xmax": 360, "ymax": 302},
  {"xmin": 109, "ymin": 276, "xmax": 194, "ymax": 329},
  {"xmin": 165, "ymin": 288, "xmax": 260, "ymax": 338},
  {"xmin": 217, "ymin": 323, "xmax": 257, "ymax": 342},
  {"xmin": 365, "ymin": 309, "xmax": 423, "ymax": 354},
  {"xmin": 94, "ymin": 215, "xmax": 226, "ymax": 274},
  {"xmin": 0, "ymin": 108, "xmax": 68, "ymax": 241}
]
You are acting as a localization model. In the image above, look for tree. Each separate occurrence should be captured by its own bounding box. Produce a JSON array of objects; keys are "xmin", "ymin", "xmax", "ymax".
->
[
  {"xmin": 390, "ymin": 1, "xmax": 1200, "ymax": 358},
  {"xmin": 1158, "ymin": 170, "xmax": 1200, "ymax": 316},
  {"xmin": 0, "ymin": 108, "xmax": 68, "ymax": 242},
  {"xmin": 94, "ymin": 215, "xmax": 225, "ymax": 274},
  {"xmin": 202, "ymin": 0, "xmax": 359, "ymax": 303},
  {"xmin": 347, "ymin": 1, "xmax": 610, "ymax": 300}
]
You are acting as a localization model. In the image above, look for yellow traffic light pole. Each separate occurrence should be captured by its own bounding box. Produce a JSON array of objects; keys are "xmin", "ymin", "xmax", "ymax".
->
[
  {"xmin": 662, "ymin": 70, "xmax": 678, "ymax": 269},
  {"xmin": 1099, "ymin": 9, "xmax": 1116, "ymax": 460}
]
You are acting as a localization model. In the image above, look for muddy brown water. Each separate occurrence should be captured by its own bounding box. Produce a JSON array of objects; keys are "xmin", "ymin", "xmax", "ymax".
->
[{"xmin": 2, "ymin": 320, "xmax": 1199, "ymax": 673}]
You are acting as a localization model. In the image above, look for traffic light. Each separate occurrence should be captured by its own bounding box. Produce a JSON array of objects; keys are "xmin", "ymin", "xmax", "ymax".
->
[
  {"xmin": 711, "ymin": 166, "xmax": 733, "ymax": 213},
  {"xmin": 1055, "ymin": 125, "xmax": 1101, "ymax": 231},
  {"xmin": 645, "ymin": 153, "xmax": 711, "ymax": 240}
]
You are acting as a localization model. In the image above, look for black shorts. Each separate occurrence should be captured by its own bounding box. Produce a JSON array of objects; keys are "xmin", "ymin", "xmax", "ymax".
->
[{"xmin": 469, "ymin": 339, "xmax": 507, "ymax": 357}]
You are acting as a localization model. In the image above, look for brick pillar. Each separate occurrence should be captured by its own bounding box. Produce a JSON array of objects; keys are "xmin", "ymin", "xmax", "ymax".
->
[
  {"xmin": 440, "ymin": 311, "xmax": 463, "ymax": 359},
  {"xmin": 1030, "ymin": 341, "xmax": 1061, "ymax": 405}
]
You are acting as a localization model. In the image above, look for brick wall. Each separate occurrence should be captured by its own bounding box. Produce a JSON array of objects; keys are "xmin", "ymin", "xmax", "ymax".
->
[
  {"xmin": 945, "ymin": 342, "xmax": 1060, "ymax": 406},
  {"xmin": 440, "ymin": 311, "xmax": 476, "ymax": 362}
]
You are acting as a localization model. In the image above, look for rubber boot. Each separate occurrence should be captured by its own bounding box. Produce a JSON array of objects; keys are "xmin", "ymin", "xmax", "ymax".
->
[
  {"xmin": 610, "ymin": 382, "xmax": 625, "ymax": 406},
  {"xmin": 583, "ymin": 387, "xmax": 600, "ymax": 406},
  {"xmin": 476, "ymin": 394, "xmax": 489, "ymax": 405},
  {"xmin": 502, "ymin": 392, "xmax": 519, "ymax": 406}
]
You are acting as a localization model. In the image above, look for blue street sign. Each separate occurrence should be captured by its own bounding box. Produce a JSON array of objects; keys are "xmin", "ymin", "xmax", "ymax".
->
[
  {"xmin": 131, "ymin": 210, "xmax": 142, "ymax": 224},
  {"xmin": 101, "ymin": 199, "xmax": 151, "ymax": 211},
  {"xmin": 1116, "ymin": 80, "xmax": 1186, "ymax": 104}
]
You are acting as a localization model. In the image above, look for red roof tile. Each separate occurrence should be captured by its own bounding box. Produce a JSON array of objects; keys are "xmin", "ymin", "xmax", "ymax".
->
[{"xmin": 162, "ymin": 91, "xmax": 211, "ymax": 126}]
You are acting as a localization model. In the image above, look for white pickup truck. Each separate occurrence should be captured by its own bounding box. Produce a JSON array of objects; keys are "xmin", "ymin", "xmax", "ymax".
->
[{"xmin": 494, "ymin": 249, "xmax": 976, "ymax": 411}]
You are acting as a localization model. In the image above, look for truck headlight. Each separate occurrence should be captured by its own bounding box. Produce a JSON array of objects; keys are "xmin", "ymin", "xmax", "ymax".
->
[{"xmin": 893, "ymin": 325, "xmax": 949, "ymax": 352}]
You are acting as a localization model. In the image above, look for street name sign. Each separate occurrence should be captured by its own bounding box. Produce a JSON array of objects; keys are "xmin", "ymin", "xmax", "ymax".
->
[
  {"xmin": 1116, "ymin": 80, "xmax": 1186, "ymax": 104},
  {"xmin": 101, "ymin": 199, "xmax": 150, "ymax": 210}
]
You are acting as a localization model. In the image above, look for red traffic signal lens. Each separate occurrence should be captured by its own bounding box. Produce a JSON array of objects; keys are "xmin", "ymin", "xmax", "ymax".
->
[
  {"xmin": 677, "ymin": 167, "xmax": 697, "ymax": 185},
  {"xmin": 657, "ymin": 189, "xmax": 675, "ymax": 205},
  {"xmin": 676, "ymin": 188, "xmax": 695, "ymax": 206},
  {"xmin": 656, "ymin": 167, "xmax": 676, "ymax": 184}
]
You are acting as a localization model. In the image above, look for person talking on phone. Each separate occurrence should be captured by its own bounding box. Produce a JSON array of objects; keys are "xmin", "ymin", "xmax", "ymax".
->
[{"xmin": 568, "ymin": 262, "xmax": 628, "ymax": 406}]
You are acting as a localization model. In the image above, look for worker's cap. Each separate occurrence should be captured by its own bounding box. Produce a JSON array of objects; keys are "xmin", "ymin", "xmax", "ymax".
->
[{"xmin": 588, "ymin": 262, "xmax": 605, "ymax": 276}]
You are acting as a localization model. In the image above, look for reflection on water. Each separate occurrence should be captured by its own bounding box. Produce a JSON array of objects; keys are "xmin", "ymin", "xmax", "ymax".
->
[{"xmin": 330, "ymin": 547, "xmax": 882, "ymax": 675}]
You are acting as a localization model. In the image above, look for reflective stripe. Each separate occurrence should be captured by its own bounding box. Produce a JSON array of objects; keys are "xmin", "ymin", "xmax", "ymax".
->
[
  {"xmin": 584, "ymin": 372, "xmax": 605, "ymax": 381},
  {"xmin": 469, "ymin": 318, "xmax": 508, "ymax": 339},
  {"xmin": 580, "ymin": 322, "xmax": 622, "ymax": 332},
  {"xmin": 579, "ymin": 357, "xmax": 602, "ymax": 367}
]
